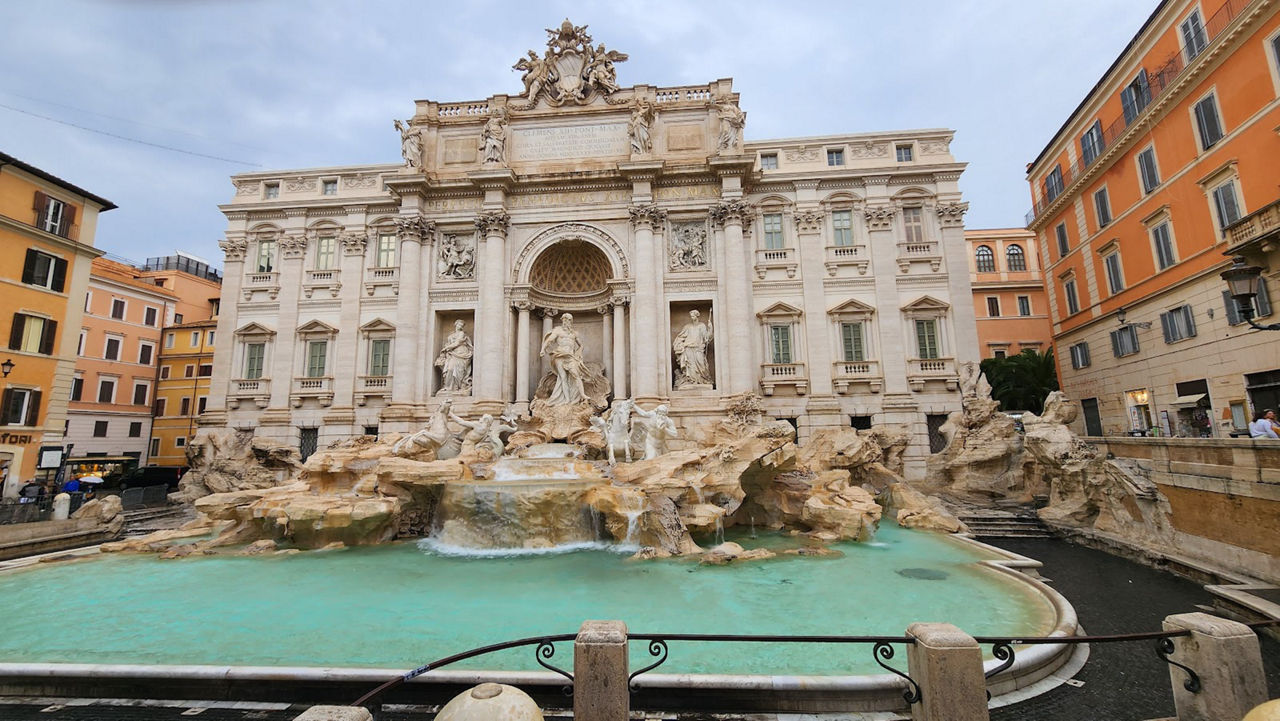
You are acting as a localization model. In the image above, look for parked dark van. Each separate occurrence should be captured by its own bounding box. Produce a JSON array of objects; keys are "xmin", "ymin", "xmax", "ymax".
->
[{"xmin": 118, "ymin": 465, "xmax": 186, "ymax": 490}]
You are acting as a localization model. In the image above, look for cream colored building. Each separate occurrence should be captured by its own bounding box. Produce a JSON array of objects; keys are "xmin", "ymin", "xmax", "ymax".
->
[{"xmin": 204, "ymin": 25, "xmax": 978, "ymax": 477}]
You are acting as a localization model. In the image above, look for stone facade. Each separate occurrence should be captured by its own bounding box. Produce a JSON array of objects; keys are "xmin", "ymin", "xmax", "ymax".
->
[{"xmin": 204, "ymin": 25, "xmax": 978, "ymax": 478}]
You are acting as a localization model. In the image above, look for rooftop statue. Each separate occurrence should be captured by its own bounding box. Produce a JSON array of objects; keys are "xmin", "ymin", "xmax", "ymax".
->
[{"xmin": 512, "ymin": 18, "xmax": 628, "ymax": 108}]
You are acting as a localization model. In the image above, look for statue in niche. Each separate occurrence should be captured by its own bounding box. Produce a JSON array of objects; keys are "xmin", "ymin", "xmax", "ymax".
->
[
  {"xmin": 437, "ymin": 234, "xmax": 475, "ymax": 279},
  {"xmin": 449, "ymin": 411, "xmax": 517, "ymax": 460},
  {"xmin": 629, "ymin": 98, "xmax": 653, "ymax": 155},
  {"xmin": 716, "ymin": 101, "xmax": 746, "ymax": 154},
  {"xmin": 393, "ymin": 119, "xmax": 421, "ymax": 169},
  {"xmin": 480, "ymin": 108, "xmax": 508, "ymax": 165},
  {"xmin": 632, "ymin": 403, "xmax": 677, "ymax": 460},
  {"xmin": 672, "ymin": 309, "xmax": 714, "ymax": 389},
  {"xmin": 669, "ymin": 223, "xmax": 707, "ymax": 269},
  {"xmin": 435, "ymin": 320, "xmax": 474, "ymax": 394},
  {"xmin": 539, "ymin": 313, "xmax": 589, "ymax": 406}
]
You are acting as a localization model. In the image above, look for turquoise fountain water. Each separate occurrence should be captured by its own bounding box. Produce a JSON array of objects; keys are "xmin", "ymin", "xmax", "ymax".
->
[{"xmin": 0, "ymin": 525, "xmax": 1053, "ymax": 676}]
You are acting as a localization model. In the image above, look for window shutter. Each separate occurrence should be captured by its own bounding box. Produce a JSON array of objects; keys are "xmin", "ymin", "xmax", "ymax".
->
[
  {"xmin": 1223, "ymin": 291, "xmax": 1242, "ymax": 325},
  {"xmin": 1160, "ymin": 313, "xmax": 1173, "ymax": 343},
  {"xmin": 25, "ymin": 391, "xmax": 41, "ymax": 426},
  {"xmin": 59, "ymin": 204, "xmax": 76, "ymax": 238},
  {"xmin": 50, "ymin": 257, "xmax": 67, "ymax": 293},
  {"xmin": 0, "ymin": 388, "xmax": 12, "ymax": 423},
  {"xmin": 1082, "ymin": 344, "xmax": 1090, "ymax": 367},
  {"xmin": 21, "ymin": 250, "xmax": 38, "ymax": 285},
  {"xmin": 1110, "ymin": 329, "xmax": 1121, "ymax": 357},
  {"xmin": 1183, "ymin": 307, "xmax": 1196, "ymax": 337},
  {"xmin": 31, "ymin": 191, "xmax": 47, "ymax": 224},
  {"xmin": 8, "ymin": 314, "xmax": 24, "ymax": 351},
  {"xmin": 39, "ymin": 319, "xmax": 57, "ymax": 355},
  {"xmin": 1256, "ymin": 280, "xmax": 1272, "ymax": 317}
]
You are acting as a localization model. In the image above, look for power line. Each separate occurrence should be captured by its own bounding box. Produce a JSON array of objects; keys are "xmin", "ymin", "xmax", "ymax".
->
[{"xmin": 0, "ymin": 101, "xmax": 262, "ymax": 168}]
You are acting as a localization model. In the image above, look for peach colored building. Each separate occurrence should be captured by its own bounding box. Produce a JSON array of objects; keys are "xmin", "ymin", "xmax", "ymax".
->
[
  {"xmin": 66, "ymin": 258, "xmax": 177, "ymax": 460},
  {"xmin": 966, "ymin": 228, "xmax": 1053, "ymax": 359},
  {"xmin": 1024, "ymin": 0, "xmax": 1280, "ymax": 437},
  {"xmin": 0, "ymin": 151, "xmax": 114, "ymax": 497}
]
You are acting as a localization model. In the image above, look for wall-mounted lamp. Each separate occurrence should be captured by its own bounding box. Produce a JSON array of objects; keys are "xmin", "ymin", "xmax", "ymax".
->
[
  {"xmin": 0, "ymin": 359, "xmax": 13, "ymax": 378},
  {"xmin": 1116, "ymin": 307, "xmax": 1152, "ymax": 330},
  {"xmin": 1221, "ymin": 256, "xmax": 1280, "ymax": 331}
]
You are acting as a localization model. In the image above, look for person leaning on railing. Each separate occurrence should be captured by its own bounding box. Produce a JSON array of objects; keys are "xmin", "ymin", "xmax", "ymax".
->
[{"xmin": 1249, "ymin": 409, "xmax": 1279, "ymax": 439}]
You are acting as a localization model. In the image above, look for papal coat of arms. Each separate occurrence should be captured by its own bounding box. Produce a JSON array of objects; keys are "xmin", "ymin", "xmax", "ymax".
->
[{"xmin": 513, "ymin": 19, "xmax": 628, "ymax": 108}]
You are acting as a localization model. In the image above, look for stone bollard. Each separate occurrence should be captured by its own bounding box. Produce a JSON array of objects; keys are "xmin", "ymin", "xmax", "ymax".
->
[
  {"xmin": 436, "ymin": 682, "xmax": 543, "ymax": 720},
  {"xmin": 292, "ymin": 706, "xmax": 373, "ymax": 721},
  {"xmin": 905, "ymin": 622, "xmax": 989, "ymax": 721},
  {"xmin": 1162, "ymin": 612, "xmax": 1266, "ymax": 721},
  {"xmin": 573, "ymin": 620, "xmax": 629, "ymax": 721},
  {"xmin": 51, "ymin": 493, "xmax": 70, "ymax": 520}
]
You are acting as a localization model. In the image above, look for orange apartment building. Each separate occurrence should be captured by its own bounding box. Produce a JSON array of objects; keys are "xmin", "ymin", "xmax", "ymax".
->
[
  {"xmin": 967, "ymin": 228, "xmax": 1053, "ymax": 359},
  {"xmin": 1025, "ymin": 0, "xmax": 1280, "ymax": 437},
  {"xmin": 66, "ymin": 258, "xmax": 177, "ymax": 460},
  {"xmin": 0, "ymin": 152, "xmax": 114, "ymax": 497}
]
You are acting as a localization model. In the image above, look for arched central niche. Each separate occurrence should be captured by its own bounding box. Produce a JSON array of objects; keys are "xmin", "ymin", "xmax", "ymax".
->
[{"xmin": 530, "ymin": 239, "xmax": 612, "ymax": 296}]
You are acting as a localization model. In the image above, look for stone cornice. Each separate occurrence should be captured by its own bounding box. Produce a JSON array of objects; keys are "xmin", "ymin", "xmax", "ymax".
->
[{"xmin": 468, "ymin": 168, "xmax": 517, "ymax": 192}]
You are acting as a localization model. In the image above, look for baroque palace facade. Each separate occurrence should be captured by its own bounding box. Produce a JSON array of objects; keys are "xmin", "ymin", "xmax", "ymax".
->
[{"xmin": 204, "ymin": 22, "xmax": 978, "ymax": 478}]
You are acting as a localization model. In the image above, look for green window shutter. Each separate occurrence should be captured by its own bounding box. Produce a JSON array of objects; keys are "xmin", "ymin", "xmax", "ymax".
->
[
  {"xmin": 770, "ymin": 325, "xmax": 792, "ymax": 364},
  {"xmin": 916, "ymin": 320, "xmax": 938, "ymax": 359},
  {"xmin": 370, "ymin": 339, "xmax": 390, "ymax": 376},
  {"xmin": 841, "ymin": 322, "xmax": 864, "ymax": 362},
  {"xmin": 307, "ymin": 341, "xmax": 327, "ymax": 377}
]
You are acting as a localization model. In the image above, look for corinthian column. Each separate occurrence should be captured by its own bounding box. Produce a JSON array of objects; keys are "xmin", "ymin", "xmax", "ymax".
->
[
  {"xmin": 474, "ymin": 211, "xmax": 511, "ymax": 404},
  {"xmin": 628, "ymin": 204, "xmax": 666, "ymax": 401},
  {"xmin": 205, "ymin": 235, "xmax": 247, "ymax": 428},
  {"xmin": 389, "ymin": 216, "xmax": 433, "ymax": 413},
  {"xmin": 514, "ymin": 301, "xmax": 533, "ymax": 406},
  {"xmin": 712, "ymin": 200, "xmax": 755, "ymax": 394}
]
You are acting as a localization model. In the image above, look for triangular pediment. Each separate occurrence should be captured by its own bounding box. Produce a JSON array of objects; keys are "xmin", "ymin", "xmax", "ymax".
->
[
  {"xmin": 828, "ymin": 298, "xmax": 876, "ymax": 315},
  {"xmin": 359, "ymin": 318, "xmax": 396, "ymax": 333},
  {"xmin": 757, "ymin": 301, "xmax": 803, "ymax": 319},
  {"xmin": 901, "ymin": 295, "xmax": 950, "ymax": 312},
  {"xmin": 296, "ymin": 319, "xmax": 339, "ymax": 335},
  {"xmin": 234, "ymin": 321, "xmax": 275, "ymax": 337}
]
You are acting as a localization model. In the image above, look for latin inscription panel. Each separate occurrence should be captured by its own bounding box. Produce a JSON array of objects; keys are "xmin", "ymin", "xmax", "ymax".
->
[{"xmin": 510, "ymin": 123, "xmax": 629, "ymax": 162}]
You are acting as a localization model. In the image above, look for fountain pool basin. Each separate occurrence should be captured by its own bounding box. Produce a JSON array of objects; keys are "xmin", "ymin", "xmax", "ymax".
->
[{"xmin": 0, "ymin": 526, "xmax": 1069, "ymax": 678}]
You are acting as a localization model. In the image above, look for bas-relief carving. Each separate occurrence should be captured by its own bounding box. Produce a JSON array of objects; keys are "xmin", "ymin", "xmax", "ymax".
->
[
  {"xmin": 668, "ymin": 221, "xmax": 708, "ymax": 270},
  {"xmin": 437, "ymin": 233, "xmax": 476, "ymax": 279},
  {"xmin": 435, "ymin": 320, "xmax": 474, "ymax": 394},
  {"xmin": 342, "ymin": 174, "xmax": 380, "ymax": 190},
  {"xmin": 848, "ymin": 141, "xmax": 889, "ymax": 159},
  {"xmin": 284, "ymin": 177, "xmax": 317, "ymax": 193},
  {"xmin": 672, "ymin": 309, "xmax": 713, "ymax": 388},
  {"xmin": 919, "ymin": 138, "xmax": 951, "ymax": 155},
  {"xmin": 394, "ymin": 119, "xmax": 423, "ymax": 169},
  {"xmin": 234, "ymin": 182, "xmax": 258, "ymax": 197},
  {"xmin": 783, "ymin": 146, "xmax": 819, "ymax": 163},
  {"xmin": 512, "ymin": 19, "xmax": 628, "ymax": 109}
]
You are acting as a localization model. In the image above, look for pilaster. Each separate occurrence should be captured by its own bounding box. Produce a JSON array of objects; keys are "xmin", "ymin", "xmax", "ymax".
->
[
  {"xmin": 711, "ymin": 199, "xmax": 755, "ymax": 394},
  {"xmin": 629, "ymin": 204, "xmax": 666, "ymax": 402},
  {"xmin": 475, "ymin": 210, "xmax": 511, "ymax": 408}
]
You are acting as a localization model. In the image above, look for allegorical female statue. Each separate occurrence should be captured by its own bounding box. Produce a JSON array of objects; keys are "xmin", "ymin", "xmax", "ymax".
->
[
  {"xmin": 480, "ymin": 109, "xmax": 508, "ymax": 165},
  {"xmin": 672, "ymin": 309, "xmax": 714, "ymax": 388},
  {"xmin": 435, "ymin": 319, "xmax": 473, "ymax": 393},
  {"xmin": 393, "ymin": 119, "xmax": 421, "ymax": 168},
  {"xmin": 539, "ymin": 313, "xmax": 588, "ymax": 405}
]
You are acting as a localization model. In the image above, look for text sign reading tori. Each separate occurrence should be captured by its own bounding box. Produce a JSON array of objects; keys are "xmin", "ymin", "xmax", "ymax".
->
[{"xmin": 510, "ymin": 123, "xmax": 629, "ymax": 162}]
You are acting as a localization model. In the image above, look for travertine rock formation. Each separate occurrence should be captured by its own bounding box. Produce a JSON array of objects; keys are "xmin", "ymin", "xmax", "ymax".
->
[
  {"xmin": 173, "ymin": 430, "xmax": 303, "ymax": 503},
  {"xmin": 881, "ymin": 482, "xmax": 968, "ymax": 534},
  {"xmin": 70, "ymin": 495, "xmax": 125, "ymax": 537}
]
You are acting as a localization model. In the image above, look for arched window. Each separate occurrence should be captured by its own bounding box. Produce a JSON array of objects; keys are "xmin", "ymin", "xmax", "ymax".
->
[
  {"xmin": 1006, "ymin": 244, "xmax": 1027, "ymax": 271},
  {"xmin": 975, "ymin": 245, "xmax": 995, "ymax": 272}
]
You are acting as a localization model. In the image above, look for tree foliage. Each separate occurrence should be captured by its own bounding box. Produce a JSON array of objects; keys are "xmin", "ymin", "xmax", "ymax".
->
[{"xmin": 979, "ymin": 348, "xmax": 1060, "ymax": 415}]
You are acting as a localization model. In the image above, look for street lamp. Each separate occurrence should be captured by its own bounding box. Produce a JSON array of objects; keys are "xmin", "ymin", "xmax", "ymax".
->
[
  {"xmin": 1115, "ymin": 307, "xmax": 1151, "ymax": 329},
  {"xmin": 1221, "ymin": 256, "xmax": 1280, "ymax": 331},
  {"xmin": 0, "ymin": 359, "xmax": 13, "ymax": 378}
]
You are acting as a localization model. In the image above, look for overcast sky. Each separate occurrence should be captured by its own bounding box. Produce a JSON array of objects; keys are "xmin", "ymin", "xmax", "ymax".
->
[{"xmin": 1, "ymin": 1, "xmax": 1154, "ymax": 266}]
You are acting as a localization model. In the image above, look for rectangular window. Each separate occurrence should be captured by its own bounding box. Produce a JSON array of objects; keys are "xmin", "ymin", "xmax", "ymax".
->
[
  {"xmin": 1160, "ymin": 305, "xmax": 1197, "ymax": 343},
  {"xmin": 97, "ymin": 379, "xmax": 115, "ymax": 403},
  {"xmin": 78, "ymin": 330, "xmax": 85, "ymax": 356},
  {"xmin": 190, "ymin": 331, "xmax": 201, "ymax": 347},
  {"xmin": 826, "ymin": 149, "xmax": 844, "ymax": 166},
  {"xmin": 176, "ymin": 436, "xmax": 186, "ymax": 448},
  {"xmin": 160, "ymin": 366, "xmax": 170, "ymax": 380},
  {"xmin": 1212, "ymin": 180, "xmax": 1242, "ymax": 230},
  {"xmin": 915, "ymin": 319, "xmax": 939, "ymax": 359},
  {"xmin": 306, "ymin": 340, "xmax": 328, "ymax": 377},
  {"xmin": 21, "ymin": 249, "xmax": 66, "ymax": 291},
  {"xmin": 1104, "ymin": 252, "xmax": 1124, "ymax": 294},
  {"xmin": 322, "ymin": 179, "xmax": 338, "ymax": 196},
  {"xmin": 173, "ymin": 313, "xmax": 183, "ymax": 324},
  {"xmin": 1094, "ymin": 187, "xmax": 1112, "ymax": 227},
  {"xmin": 149, "ymin": 438, "xmax": 160, "ymax": 456},
  {"xmin": 93, "ymin": 420, "xmax": 108, "ymax": 438},
  {"xmin": 769, "ymin": 325, "xmax": 793, "ymax": 364},
  {"xmin": 895, "ymin": 144, "xmax": 913, "ymax": 162},
  {"xmin": 1181, "ymin": 10, "xmax": 1208, "ymax": 61},
  {"xmin": 165, "ymin": 332, "xmax": 175, "ymax": 349},
  {"xmin": 104, "ymin": 337, "xmax": 121, "ymax": 361},
  {"xmin": 138, "ymin": 342, "xmax": 154, "ymax": 366},
  {"xmin": 39, "ymin": 196, "xmax": 66, "ymax": 234},
  {"xmin": 143, "ymin": 307, "xmax": 158, "ymax": 327},
  {"xmin": 0, "ymin": 388, "xmax": 39, "ymax": 426},
  {"xmin": 197, "ymin": 396, "xmax": 207, "ymax": 414},
  {"xmin": 71, "ymin": 376, "xmax": 83, "ymax": 402},
  {"xmin": 986, "ymin": 297, "xmax": 1001, "ymax": 317},
  {"xmin": 1055, "ymin": 223, "xmax": 1070, "ymax": 257},
  {"xmin": 760, "ymin": 153, "xmax": 778, "ymax": 170},
  {"xmin": 762, "ymin": 213, "xmax": 785, "ymax": 249},
  {"xmin": 902, "ymin": 207, "xmax": 925, "ymax": 244},
  {"xmin": 244, "ymin": 342, "xmax": 266, "ymax": 379},
  {"xmin": 831, "ymin": 210, "xmax": 853, "ymax": 247},
  {"xmin": 1152, "ymin": 222, "xmax": 1176, "ymax": 270},
  {"xmin": 315, "ymin": 235, "xmax": 336, "ymax": 269},
  {"xmin": 155, "ymin": 397, "xmax": 166, "ymax": 417},
  {"xmin": 257, "ymin": 240, "xmax": 276, "ymax": 273},
  {"xmin": 1080, "ymin": 121, "xmax": 1104, "ymax": 166},
  {"xmin": 1110, "ymin": 325, "xmax": 1140, "ymax": 357},
  {"xmin": 1138, "ymin": 147, "xmax": 1160, "ymax": 193},
  {"xmin": 1193, "ymin": 94, "xmax": 1224, "ymax": 150},
  {"xmin": 992, "ymin": 349, "xmax": 1007, "ymax": 359},
  {"xmin": 110, "ymin": 299, "xmax": 125, "ymax": 320},
  {"xmin": 264, "ymin": 183, "xmax": 279, "ymax": 199},
  {"xmin": 1069, "ymin": 342, "xmax": 1091, "ymax": 369},
  {"xmin": 377, "ymin": 233, "xmax": 396, "ymax": 267},
  {"xmin": 180, "ymin": 397, "xmax": 191, "ymax": 416},
  {"xmin": 369, "ymin": 338, "xmax": 391, "ymax": 376},
  {"xmin": 1064, "ymin": 279, "xmax": 1080, "ymax": 315},
  {"xmin": 128, "ymin": 421, "xmax": 142, "ymax": 438},
  {"xmin": 9, "ymin": 313, "xmax": 56, "ymax": 355},
  {"xmin": 184, "ymin": 364, "xmax": 194, "ymax": 378},
  {"xmin": 1044, "ymin": 165, "xmax": 1064, "ymax": 202},
  {"xmin": 1018, "ymin": 296, "xmax": 1032, "ymax": 316},
  {"xmin": 1122, "ymin": 69, "xmax": 1151, "ymax": 124},
  {"xmin": 198, "ymin": 364, "xmax": 213, "ymax": 377},
  {"xmin": 207, "ymin": 331, "xmax": 215, "ymax": 346},
  {"xmin": 840, "ymin": 322, "xmax": 865, "ymax": 362}
]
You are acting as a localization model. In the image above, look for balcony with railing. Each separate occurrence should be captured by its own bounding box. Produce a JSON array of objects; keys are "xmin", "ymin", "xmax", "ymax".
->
[
  {"xmin": 754, "ymin": 247, "xmax": 798, "ymax": 279},
  {"xmin": 291, "ymin": 376, "xmax": 334, "ymax": 407},
  {"xmin": 896, "ymin": 241, "xmax": 941, "ymax": 273},
  {"xmin": 364, "ymin": 266, "xmax": 399, "ymax": 297},
  {"xmin": 1225, "ymin": 198, "xmax": 1280, "ymax": 257},
  {"xmin": 242, "ymin": 271, "xmax": 280, "ymax": 301},
  {"xmin": 831, "ymin": 360, "xmax": 882, "ymax": 395},
  {"xmin": 824, "ymin": 244, "xmax": 870, "ymax": 276},
  {"xmin": 906, "ymin": 357, "xmax": 958, "ymax": 392},
  {"xmin": 303, "ymin": 268, "xmax": 342, "ymax": 299},
  {"xmin": 759, "ymin": 362, "xmax": 808, "ymax": 396},
  {"xmin": 228, "ymin": 378, "xmax": 270, "ymax": 410},
  {"xmin": 355, "ymin": 375, "xmax": 391, "ymax": 406},
  {"xmin": 1025, "ymin": 0, "xmax": 1251, "ymax": 227}
]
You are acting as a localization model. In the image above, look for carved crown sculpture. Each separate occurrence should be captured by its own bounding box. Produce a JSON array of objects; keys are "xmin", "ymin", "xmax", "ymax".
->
[{"xmin": 512, "ymin": 19, "xmax": 628, "ymax": 109}]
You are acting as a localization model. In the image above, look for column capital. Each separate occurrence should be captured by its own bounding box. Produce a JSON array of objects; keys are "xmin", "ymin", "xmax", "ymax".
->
[
  {"xmin": 395, "ymin": 215, "xmax": 436, "ymax": 244},
  {"xmin": 936, "ymin": 201, "xmax": 969, "ymax": 228},
  {"xmin": 794, "ymin": 208, "xmax": 824, "ymax": 234},
  {"xmin": 279, "ymin": 233, "xmax": 308, "ymax": 259},
  {"xmin": 218, "ymin": 237, "xmax": 248, "ymax": 262},
  {"xmin": 513, "ymin": 300, "xmax": 535, "ymax": 312},
  {"xmin": 475, "ymin": 210, "xmax": 511, "ymax": 238},
  {"xmin": 628, "ymin": 204, "xmax": 668, "ymax": 230},
  {"xmin": 711, "ymin": 199, "xmax": 754, "ymax": 228},
  {"xmin": 340, "ymin": 231, "xmax": 369, "ymax": 256},
  {"xmin": 864, "ymin": 205, "xmax": 896, "ymax": 231}
]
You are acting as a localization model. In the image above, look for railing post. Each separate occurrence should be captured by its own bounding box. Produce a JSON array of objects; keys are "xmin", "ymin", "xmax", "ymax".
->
[
  {"xmin": 906, "ymin": 623, "xmax": 989, "ymax": 721},
  {"xmin": 573, "ymin": 620, "xmax": 629, "ymax": 721},
  {"xmin": 1162, "ymin": 613, "xmax": 1266, "ymax": 721}
]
